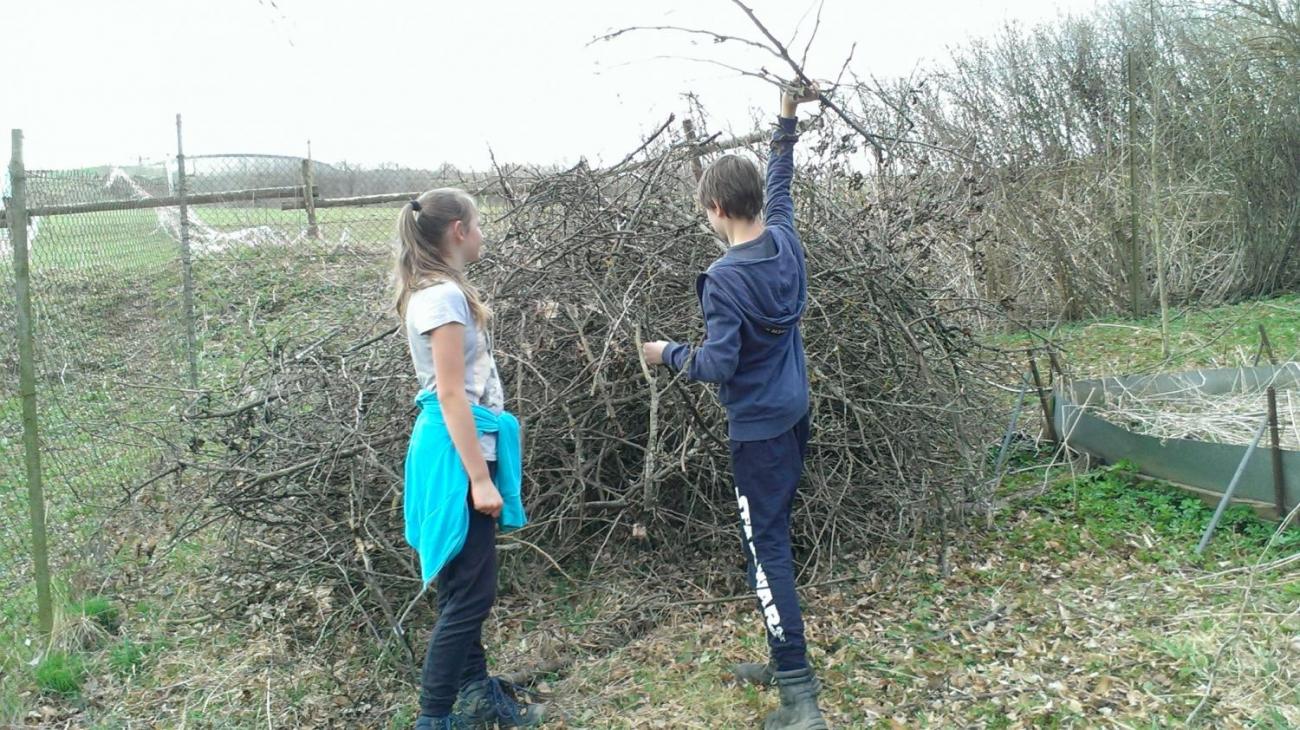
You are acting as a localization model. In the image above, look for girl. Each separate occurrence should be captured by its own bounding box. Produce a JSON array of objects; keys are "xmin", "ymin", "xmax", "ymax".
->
[{"xmin": 395, "ymin": 189, "xmax": 545, "ymax": 729}]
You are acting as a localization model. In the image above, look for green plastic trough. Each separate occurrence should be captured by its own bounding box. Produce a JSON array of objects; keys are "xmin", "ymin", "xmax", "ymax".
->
[{"xmin": 1053, "ymin": 364, "xmax": 1300, "ymax": 520}]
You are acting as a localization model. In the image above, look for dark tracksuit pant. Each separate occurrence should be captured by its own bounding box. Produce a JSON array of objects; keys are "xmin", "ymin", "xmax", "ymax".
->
[
  {"xmin": 420, "ymin": 462, "xmax": 498, "ymax": 718},
  {"xmin": 730, "ymin": 413, "xmax": 811, "ymax": 672}
]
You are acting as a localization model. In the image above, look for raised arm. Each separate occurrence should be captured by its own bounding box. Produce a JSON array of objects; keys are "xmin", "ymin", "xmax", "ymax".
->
[{"xmin": 764, "ymin": 84, "xmax": 819, "ymax": 231}]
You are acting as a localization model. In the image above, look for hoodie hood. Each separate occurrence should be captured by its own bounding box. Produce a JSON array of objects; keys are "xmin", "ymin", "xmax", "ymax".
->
[{"xmin": 699, "ymin": 227, "xmax": 806, "ymax": 330}]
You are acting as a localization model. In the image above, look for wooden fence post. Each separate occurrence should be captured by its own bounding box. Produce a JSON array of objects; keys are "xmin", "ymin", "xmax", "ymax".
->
[
  {"xmin": 682, "ymin": 118, "xmax": 704, "ymax": 183},
  {"xmin": 8, "ymin": 129, "xmax": 55, "ymax": 635},
  {"xmin": 1255, "ymin": 325, "xmax": 1277, "ymax": 366},
  {"xmin": 302, "ymin": 157, "xmax": 319, "ymax": 240},
  {"xmin": 1267, "ymin": 386, "xmax": 1286, "ymax": 520},
  {"xmin": 176, "ymin": 114, "xmax": 199, "ymax": 390},
  {"xmin": 1029, "ymin": 354, "xmax": 1058, "ymax": 443}
]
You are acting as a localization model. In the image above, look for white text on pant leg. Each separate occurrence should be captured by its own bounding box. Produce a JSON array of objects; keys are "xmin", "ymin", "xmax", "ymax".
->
[{"xmin": 737, "ymin": 491, "xmax": 786, "ymax": 642}]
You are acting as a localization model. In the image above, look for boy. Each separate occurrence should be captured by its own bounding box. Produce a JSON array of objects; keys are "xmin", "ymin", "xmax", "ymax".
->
[{"xmin": 643, "ymin": 84, "xmax": 827, "ymax": 730}]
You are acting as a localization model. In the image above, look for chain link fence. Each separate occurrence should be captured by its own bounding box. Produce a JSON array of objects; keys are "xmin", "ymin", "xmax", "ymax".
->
[
  {"xmin": 1, "ymin": 121, "xmax": 509, "ymax": 663},
  {"xmin": 3, "ymin": 158, "xmax": 190, "ymax": 625}
]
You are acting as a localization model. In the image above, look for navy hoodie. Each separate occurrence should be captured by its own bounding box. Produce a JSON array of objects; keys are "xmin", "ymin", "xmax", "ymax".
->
[{"xmin": 663, "ymin": 116, "xmax": 809, "ymax": 442}]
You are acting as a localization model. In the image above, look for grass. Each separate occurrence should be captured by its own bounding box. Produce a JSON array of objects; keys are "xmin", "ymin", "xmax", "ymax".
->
[
  {"xmin": 24, "ymin": 210, "xmax": 180, "ymax": 275},
  {"xmin": 994, "ymin": 294, "xmax": 1300, "ymax": 377},
  {"xmin": 0, "ymin": 203, "xmax": 394, "ymax": 726},
  {"xmin": 107, "ymin": 637, "xmax": 167, "ymax": 677},
  {"xmin": 2, "ymin": 204, "xmax": 1298, "ymax": 725},
  {"xmin": 34, "ymin": 651, "xmax": 85, "ymax": 697},
  {"xmin": 69, "ymin": 597, "xmax": 122, "ymax": 635},
  {"xmin": 552, "ymin": 468, "xmax": 1298, "ymax": 727}
]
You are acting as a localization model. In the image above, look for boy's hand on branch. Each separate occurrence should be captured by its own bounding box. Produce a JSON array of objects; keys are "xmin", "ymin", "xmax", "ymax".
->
[
  {"xmin": 781, "ymin": 81, "xmax": 820, "ymax": 118},
  {"xmin": 642, "ymin": 341, "xmax": 668, "ymax": 367}
]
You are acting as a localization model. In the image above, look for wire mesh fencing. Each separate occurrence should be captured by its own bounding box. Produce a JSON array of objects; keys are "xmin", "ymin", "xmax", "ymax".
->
[
  {"xmin": 1, "ymin": 123, "xmax": 511, "ymax": 642},
  {"xmin": 2, "ymin": 158, "xmax": 193, "ymax": 624}
]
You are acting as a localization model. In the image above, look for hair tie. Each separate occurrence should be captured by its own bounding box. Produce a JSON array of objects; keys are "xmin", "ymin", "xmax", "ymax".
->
[{"xmin": 409, "ymin": 199, "xmax": 422, "ymax": 212}]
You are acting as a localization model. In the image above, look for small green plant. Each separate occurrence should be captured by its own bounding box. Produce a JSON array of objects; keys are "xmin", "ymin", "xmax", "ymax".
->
[
  {"xmin": 0, "ymin": 680, "xmax": 24, "ymax": 727},
  {"xmin": 108, "ymin": 638, "xmax": 165, "ymax": 677},
  {"xmin": 34, "ymin": 652, "xmax": 85, "ymax": 697},
  {"xmin": 388, "ymin": 706, "xmax": 416, "ymax": 730},
  {"xmin": 1254, "ymin": 707, "xmax": 1295, "ymax": 730},
  {"xmin": 970, "ymin": 702, "xmax": 1013, "ymax": 729},
  {"xmin": 71, "ymin": 596, "xmax": 121, "ymax": 634},
  {"xmin": 1024, "ymin": 460, "xmax": 1299, "ymax": 566}
]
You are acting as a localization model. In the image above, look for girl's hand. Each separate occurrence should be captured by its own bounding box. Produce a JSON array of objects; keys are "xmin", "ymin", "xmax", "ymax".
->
[{"xmin": 470, "ymin": 476, "xmax": 504, "ymax": 518}]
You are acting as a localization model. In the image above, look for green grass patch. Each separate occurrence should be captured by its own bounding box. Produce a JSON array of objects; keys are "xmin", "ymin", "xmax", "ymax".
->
[
  {"xmin": 108, "ymin": 637, "xmax": 167, "ymax": 677},
  {"xmin": 0, "ymin": 682, "xmax": 23, "ymax": 727},
  {"xmin": 993, "ymin": 293, "xmax": 1300, "ymax": 376},
  {"xmin": 1011, "ymin": 461, "xmax": 1299, "ymax": 566},
  {"xmin": 34, "ymin": 651, "xmax": 86, "ymax": 697},
  {"xmin": 70, "ymin": 597, "xmax": 122, "ymax": 634},
  {"xmin": 387, "ymin": 706, "xmax": 417, "ymax": 730}
]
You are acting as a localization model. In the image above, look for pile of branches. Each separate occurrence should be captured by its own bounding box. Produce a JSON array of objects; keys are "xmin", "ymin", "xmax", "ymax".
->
[{"xmin": 187, "ymin": 111, "xmax": 1001, "ymax": 645}]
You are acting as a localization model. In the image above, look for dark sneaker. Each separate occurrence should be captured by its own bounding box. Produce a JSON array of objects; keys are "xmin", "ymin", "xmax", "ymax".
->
[
  {"xmin": 457, "ymin": 676, "xmax": 548, "ymax": 728},
  {"xmin": 415, "ymin": 714, "xmax": 475, "ymax": 730}
]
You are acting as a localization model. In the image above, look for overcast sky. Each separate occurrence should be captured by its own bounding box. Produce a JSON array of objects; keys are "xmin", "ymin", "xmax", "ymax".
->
[{"xmin": 3, "ymin": 0, "xmax": 1102, "ymax": 170}]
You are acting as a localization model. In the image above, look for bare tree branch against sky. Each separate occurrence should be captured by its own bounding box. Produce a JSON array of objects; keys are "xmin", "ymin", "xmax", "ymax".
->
[{"xmin": 2, "ymin": 0, "xmax": 1099, "ymax": 169}]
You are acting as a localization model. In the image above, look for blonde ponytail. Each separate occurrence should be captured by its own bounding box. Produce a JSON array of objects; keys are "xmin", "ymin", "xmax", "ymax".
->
[{"xmin": 392, "ymin": 188, "xmax": 492, "ymax": 326}]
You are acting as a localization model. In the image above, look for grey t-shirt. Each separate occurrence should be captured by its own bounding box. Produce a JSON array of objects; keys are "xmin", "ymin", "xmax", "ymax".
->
[{"xmin": 404, "ymin": 282, "xmax": 505, "ymax": 460}]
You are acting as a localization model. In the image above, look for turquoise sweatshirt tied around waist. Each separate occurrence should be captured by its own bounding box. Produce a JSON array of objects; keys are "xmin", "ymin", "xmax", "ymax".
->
[{"xmin": 404, "ymin": 390, "xmax": 527, "ymax": 586}]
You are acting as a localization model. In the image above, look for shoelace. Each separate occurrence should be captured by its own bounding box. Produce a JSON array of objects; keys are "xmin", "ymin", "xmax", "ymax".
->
[{"xmin": 486, "ymin": 677, "xmax": 539, "ymax": 724}]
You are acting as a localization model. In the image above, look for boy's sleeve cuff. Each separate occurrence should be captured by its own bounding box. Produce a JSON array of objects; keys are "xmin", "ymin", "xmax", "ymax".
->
[
  {"xmin": 662, "ymin": 342, "xmax": 687, "ymax": 372},
  {"xmin": 773, "ymin": 116, "xmax": 800, "ymax": 144}
]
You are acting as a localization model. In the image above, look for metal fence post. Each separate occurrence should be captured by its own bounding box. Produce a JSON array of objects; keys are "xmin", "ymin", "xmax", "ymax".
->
[
  {"xmin": 1268, "ymin": 386, "xmax": 1286, "ymax": 519},
  {"xmin": 175, "ymin": 114, "xmax": 199, "ymax": 390},
  {"xmin": 8, "ymin": 129, "xmax": 55, "ymax": 634},
  {"xmin": 1196, "ymin": 412, "xmax": 1270, "ymax": 555}
]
